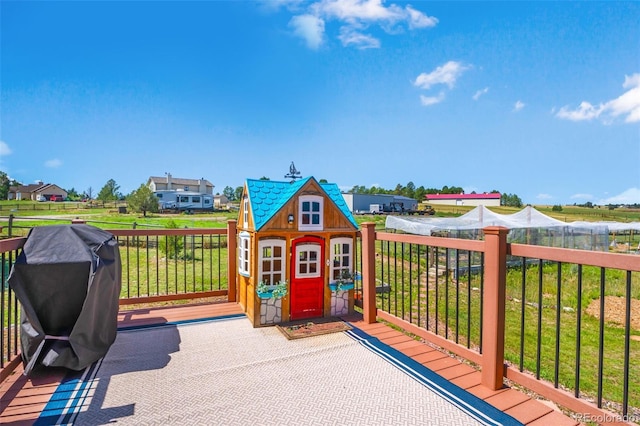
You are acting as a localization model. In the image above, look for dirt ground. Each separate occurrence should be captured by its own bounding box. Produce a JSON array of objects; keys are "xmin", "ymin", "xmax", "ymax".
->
[{"xmin": 585, "ymin": 296, "xmax": 640, "ymax": 331}]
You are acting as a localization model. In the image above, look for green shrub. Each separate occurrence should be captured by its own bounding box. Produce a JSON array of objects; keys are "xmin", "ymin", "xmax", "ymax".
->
[{"xmin": 159, "ymin": 219, "xmax": 184, "ymax": 259}]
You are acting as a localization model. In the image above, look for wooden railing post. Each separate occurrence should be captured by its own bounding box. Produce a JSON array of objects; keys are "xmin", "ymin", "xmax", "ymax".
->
[
  {"xmin": 361, "ymin": 222, "xmax": 377, "ymax": 324},
  {"xmin": 227, "ymin": 220, "xmax": 237, "ymax": 302},
  {"xmin": 482, "ymin": 226, "xmax": 509, "ymax": 390}
]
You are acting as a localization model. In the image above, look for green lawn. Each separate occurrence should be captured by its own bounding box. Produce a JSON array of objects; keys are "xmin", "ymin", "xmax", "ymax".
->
[{"xmin": 374, "ymin": 248, "xmax": 640, "ymax": 412}]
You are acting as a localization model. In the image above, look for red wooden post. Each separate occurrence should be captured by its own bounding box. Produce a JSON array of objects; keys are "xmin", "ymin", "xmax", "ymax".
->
[
  {"xmin": 361, "ymin": 222, "xmax": 377, "ymax": 324},
  {"xmin": 482, "ymin": 226, "xmax": 509, "ymax": 390},
  {"xmin": 227, "ymin": 220, "xmax": 237, "ymax": 302}
]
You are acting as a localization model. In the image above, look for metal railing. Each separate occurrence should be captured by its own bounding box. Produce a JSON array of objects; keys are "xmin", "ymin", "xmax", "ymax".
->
[
  {"xmin": 0, "ymin": 223, "xmax": 236, "ymax": 379},
  {"xmin": 111, "ymin": 228, "xmax": 232, "ymax": 305},
  {"xmin": 360, "ymin": 223, "xmax": 639, "ymax": 423},
  {"xmin": 2, "ymin": 220, "xmax": 639, "ymax": 423},
  {"xmin": 0, "ymin": 237, "xmax": 24, "ymax": 375}
]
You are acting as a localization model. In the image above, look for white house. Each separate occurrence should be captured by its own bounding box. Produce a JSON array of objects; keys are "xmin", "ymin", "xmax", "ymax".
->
[{"xmin": 147, "ymin": 174, "xmax": 214, "ymax": 211}]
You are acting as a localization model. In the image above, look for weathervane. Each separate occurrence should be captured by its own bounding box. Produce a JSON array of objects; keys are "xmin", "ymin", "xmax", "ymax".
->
[{"xmin": 284, "ymin": 161, "xmax": 302, "ymax": 182}]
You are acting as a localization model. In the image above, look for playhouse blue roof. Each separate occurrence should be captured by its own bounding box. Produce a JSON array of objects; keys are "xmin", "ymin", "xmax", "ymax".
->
[{"xmin": 246, "ymin": 177, "xmax": 358, "ymax": 231}]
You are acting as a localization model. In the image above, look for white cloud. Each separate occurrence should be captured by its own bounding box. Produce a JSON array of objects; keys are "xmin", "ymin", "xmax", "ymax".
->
[
  {"xmin": 413, "ymin": 61, "xmax": 469, "ymax": 107},
  {"xmin": 405, "ymin": 5, "xmax": 438, "ymax": 29},
  {"xmin": 513, "ymin": 100, "xmax": 525, "ymax": 112},
  {"xmin": 45, "ymin": 158, "xmax": 62, "ymax": 168},
  {"xmin": 338, "ymin": 26, "xmax": 379, "ymax": 49},
  {"xmin": 473, "ymin": 87, "xmax": 489, "ymax": 101},
  {"xmin": 570, "ymin": 193, "xmax": 594, "ymax": 200},
  {"xmin": 287, "ymin": 0, "xmax": 437, "ymax": 49},
  {"xmin": 419, "ymin": 92, "xmax": 445, "ymax": 106},
  {"xmin": 556, "ymin": 73, "xmax": 640, "ymax": 124},
  {"xmin": 414, "ymin": 61, "xmax": 468, "ymax": 90},
  {"xmin": 316, "ymin": 0, "xmax": 404, "ymax": 22},
  {"xmin": 556, "ymin": 101, "xmax": 599, "ymax": 121},
  {"xmin": 597, "ymin": 188, "xmax": 640, "ymax": 205},
  {"xmin": 289, "ymin": 14, "xmax": 325, "ymax": 49},
  {"xmin": 536, "ymin": 193, "xmax": 554, "ymax": 200},
  {"xmin": 0, "ymin": 140, "xmax": 11, "ymax": 157},
  {"xmin": 604, "ymin": 74, "xmax": 640, "ymax": 123}
]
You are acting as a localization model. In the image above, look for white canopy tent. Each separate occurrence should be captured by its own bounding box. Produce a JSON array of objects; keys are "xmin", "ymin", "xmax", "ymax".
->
[{"xmin": 384, "ymin": 206, "xmax": 637, "ymax": 252}]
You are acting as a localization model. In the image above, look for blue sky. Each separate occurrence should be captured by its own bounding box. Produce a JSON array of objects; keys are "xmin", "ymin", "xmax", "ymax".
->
[{"xmin": 1, "ymin": 1, "xmax": 639, "ymax": 205}]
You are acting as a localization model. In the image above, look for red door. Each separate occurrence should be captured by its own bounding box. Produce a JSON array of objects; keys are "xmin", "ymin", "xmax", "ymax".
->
[{"xmin": 290, "ymin": 236, "xmax": 324, "ymax": 320}]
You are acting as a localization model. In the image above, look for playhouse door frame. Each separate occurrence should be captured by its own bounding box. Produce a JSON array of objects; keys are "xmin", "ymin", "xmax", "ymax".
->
[{"xmin": 290, "ymin": 236, "xmax": 325, "ymax": 320}]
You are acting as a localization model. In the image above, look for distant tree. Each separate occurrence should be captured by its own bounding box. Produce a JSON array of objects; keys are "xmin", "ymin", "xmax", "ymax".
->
[
  {"xmin": 501, "ymin": 193, "xmax": 523, "ymax": 208},
  {"xmin": 223, "ymin": 186, "xmax": 235, "ymax": 201},
  {"xmin": 405, "ymin": 181, "xmax": 416, "ymax": 199},
  {"xmin": 0, "ymin": 171, "xmax": 10, "ymax": 200},
  {"xmin": 85, "ymin": 187, "xmax": 93, "ymax": 200},
  {"xmin": 97, "ymin": 179, "xmax": 121, "ymax": 201},
  {"xmin": 415, "ymin": 186, "xmax": 427, "ymax": 202},
  {"xmin": 234, "ymin": 186, "xmax": 244, "ymax": 201},
  {"xmin": 552, "ymin": 204, "xmax": 563, "ymax": 212},
  {"xmin": 66, "ymin": 187, "xmax": 80, "ymax": 201},
  {"xmin": 127, "ymin": 184, "xmax": 159, "ymax": 217},
  {"xmin": 318, "ymin": 178, "xmax": 328, "ymax": 184},
  {"xmin": 259, "ymin": 176, "xmax": 270, "ymax": 181},
  {"xmin": 425, "ymin": 185, "xmax": 464, "ymax": 195}
]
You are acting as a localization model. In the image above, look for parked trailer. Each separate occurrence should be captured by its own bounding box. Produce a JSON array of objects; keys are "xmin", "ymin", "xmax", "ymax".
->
[{"xmin": 155, "ymin": 191, "xmax": 214, "ymax": 212}]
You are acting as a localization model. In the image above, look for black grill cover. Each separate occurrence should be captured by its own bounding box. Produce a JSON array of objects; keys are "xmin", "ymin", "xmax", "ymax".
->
[{"xmin": 8, "ymin": 224, "xmax": 121, "ymax": 375}]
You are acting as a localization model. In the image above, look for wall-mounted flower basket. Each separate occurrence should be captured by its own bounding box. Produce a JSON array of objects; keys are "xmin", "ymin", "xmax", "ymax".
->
[
  {"xmin": 256, "ymin": 280, "xmax": 288, "ymax": 300},
  {"xmin": 257, "ymin": 291, "xmax": 275, "ymax": 299},
  {"xmin": 329, "ymin": 282, "xmax": 354, "ymax": 292}
]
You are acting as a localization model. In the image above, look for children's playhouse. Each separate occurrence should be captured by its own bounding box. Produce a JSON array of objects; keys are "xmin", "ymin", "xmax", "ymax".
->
[{"xmin": 236, "ymin": 176, "xmax": 359, "ymax": 327}]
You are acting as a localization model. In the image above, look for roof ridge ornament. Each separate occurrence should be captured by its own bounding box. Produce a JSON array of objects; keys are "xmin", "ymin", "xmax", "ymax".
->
[{"xmin": 284, "ymin": 161, "xmax": 302, "ymax": 183}]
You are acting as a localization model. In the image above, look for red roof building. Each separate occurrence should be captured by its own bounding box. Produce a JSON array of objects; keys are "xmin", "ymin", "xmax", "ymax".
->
[{"xmin": 425, "ymin": 193, "xmax": 501, "ymax": 206}]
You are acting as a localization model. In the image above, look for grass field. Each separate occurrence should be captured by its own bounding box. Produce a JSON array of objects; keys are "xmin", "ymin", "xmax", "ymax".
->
[
  {"xmin": 374, "ymin": 243, "xmax": 640, "ymax": 415},
  {"xmin": 0, "ymin": 201, "xmax": 237, "ymax": 237}
]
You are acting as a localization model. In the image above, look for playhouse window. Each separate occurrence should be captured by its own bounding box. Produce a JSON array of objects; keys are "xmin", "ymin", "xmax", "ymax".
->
[
  {"xmin": 330, "ymin": 237, "xmax": 353, "ymax": 282},
  {"xmin": 298, "ymin": 195, "xmax": 323, "ymax": 231},
  {"xmin": 238, "ymin": 232, "xmax": 250, "ymax": 276},
  {"xmin": 296, "ymin": 244, "xmax": 321, "ymax": 278},
  {"xmin": 192, "ymin": 196, "xmax": 200, "ymax": 203},
  {"xmin": 243, "ymin": 196, "xmax": 249, "ymax": 228},
  {"xmin": 258, "ymin": 239, "xmax": 286, "ymax": 285}
]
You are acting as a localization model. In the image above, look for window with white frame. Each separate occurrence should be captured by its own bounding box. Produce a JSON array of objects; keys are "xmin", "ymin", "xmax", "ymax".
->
[
  {"xmin": 298, "ymin": 195, "xmax": 323, "ymax": 231},
  {"xmin": 243, "ymin": 196, "xmax": 249, "ymax": 228},
  {"xmin": 330, "ymin": 237, "xmax": 353, "ymax": 282},
  {"xmin": 295, "ymin": 243, "xmax": 322, "ymax": 278},
  {"xmin": 258, "ymin": 239, "xmax": 286, "ymax": 285},
  {"xmin": 238, "ymin": 232, "xmax": 250, "ymax": 276}
]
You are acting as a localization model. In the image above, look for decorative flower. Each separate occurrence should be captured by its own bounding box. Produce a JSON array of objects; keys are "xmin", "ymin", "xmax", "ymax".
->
[
  {"xmin": 331, "ymin": 269, "xmax": 355, "ymax": 291},
  {"xmin": 257, "ymin": 280, "xmax": 288, "ymax": 299}
]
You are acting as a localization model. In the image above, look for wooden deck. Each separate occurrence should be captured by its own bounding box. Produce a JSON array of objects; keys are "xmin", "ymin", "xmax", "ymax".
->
[{"xmin": 1, "ymin": 302, "xmax": 579, "ymax": 426}]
